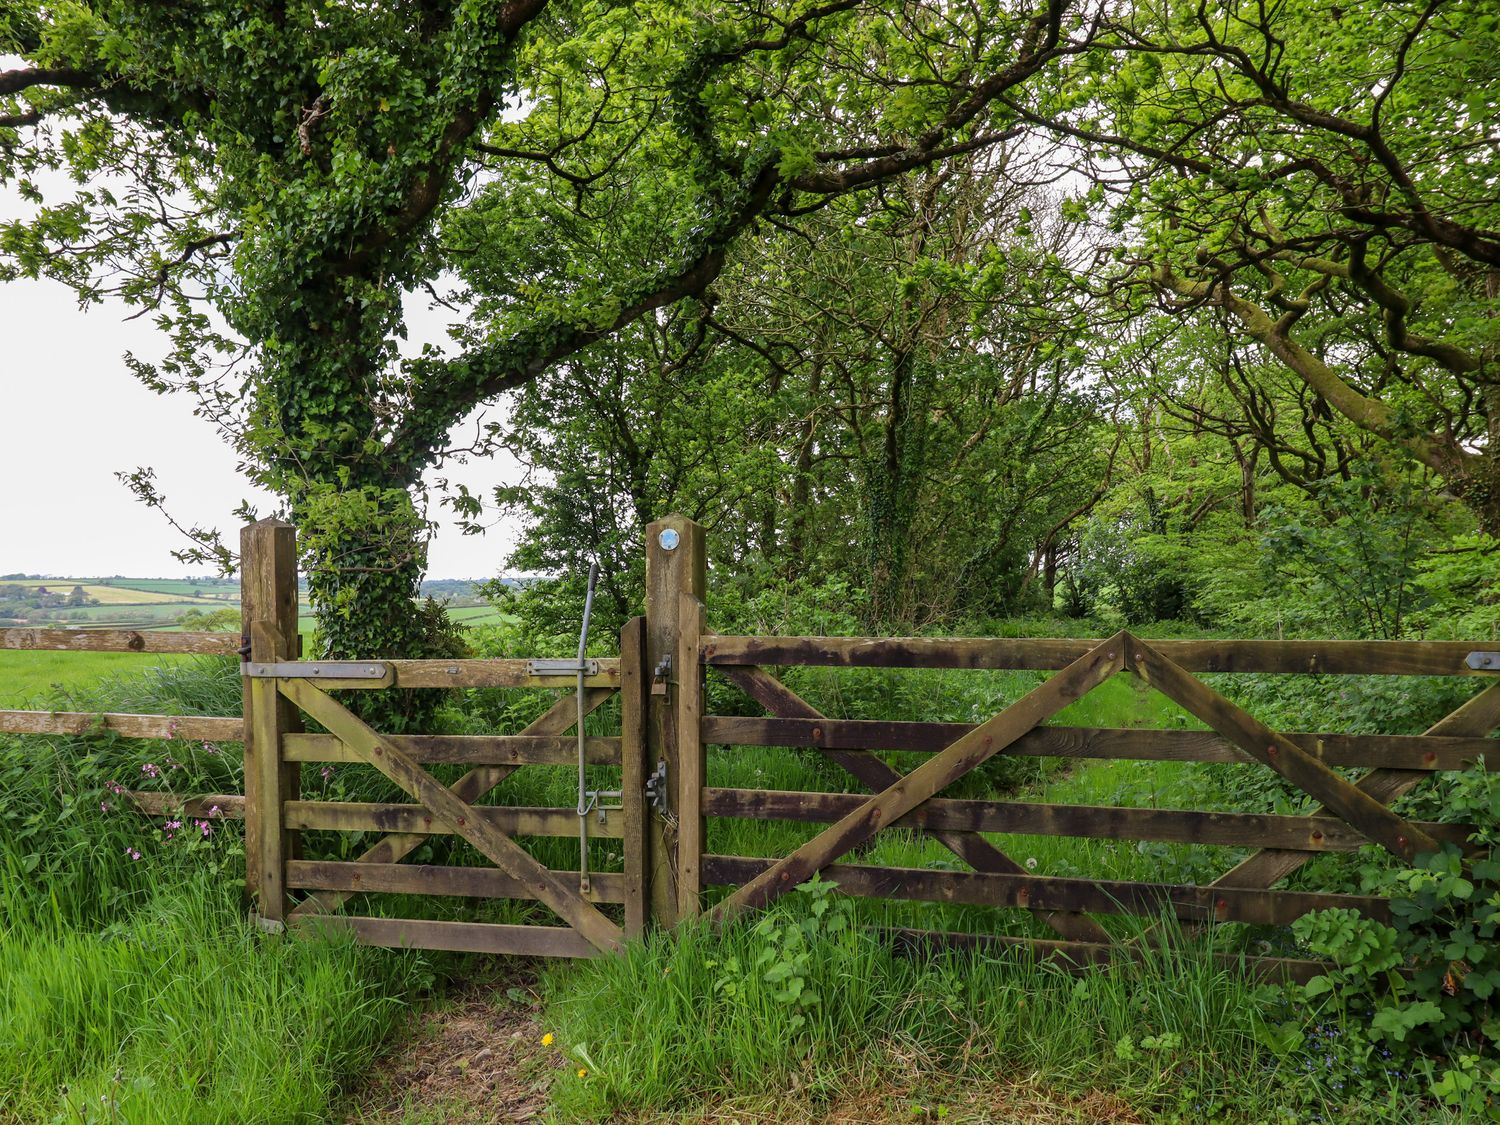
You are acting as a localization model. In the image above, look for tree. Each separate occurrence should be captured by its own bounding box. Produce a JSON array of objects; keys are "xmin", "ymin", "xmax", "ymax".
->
[
  {"xmin": 1016, "ymin": 0, "xmax": 1500, "ymax": 527},
  {"xmin": 2, "ymin": 0, "xmax": 1102, "ymax": 655}
]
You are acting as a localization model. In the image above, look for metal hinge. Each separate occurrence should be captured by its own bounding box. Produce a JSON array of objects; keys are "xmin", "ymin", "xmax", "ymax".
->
[
  {"xmin": 243, "ymin": 661, "xmax": 389, "ymax": 680},
  {"xmin": 527, "ymin": 658, "xmax": 600, "ymax": 676},
  {"xmin": 1467, "ymin": 651, "xmax": 1500, "ymax": 671},
  {"xmin": 645, "ymin": 760, "xmax": 670, "ymax": 813}
]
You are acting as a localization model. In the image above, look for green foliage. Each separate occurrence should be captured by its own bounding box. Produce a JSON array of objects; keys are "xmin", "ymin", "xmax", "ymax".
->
[{"xmin": 1278, "ymin": 764, "xmax": 1500, "ymax": 1120}]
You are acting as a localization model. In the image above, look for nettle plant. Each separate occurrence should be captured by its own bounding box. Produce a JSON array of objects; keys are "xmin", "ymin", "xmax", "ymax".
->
[{"xmin": 1282, "ymin": 762, "xmax": 1500, "ymax": 1118}]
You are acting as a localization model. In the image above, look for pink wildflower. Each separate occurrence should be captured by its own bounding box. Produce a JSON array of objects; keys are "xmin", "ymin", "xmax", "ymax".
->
[
  {"xmin": 105, "ymin": 780, "xmax": 124, "ymax": 794},
  {"xmin": 163, "ymin": 756, "xmax": 182, "ymax": 771},
  {"xmin": 124, "ymin": 847, "xmax": 141, "ymax": 861},
  {"xmin": 195, "ymin": 819, "xmax": 212, "ymax": 837},
  {"xmin": 320, "ymin": 765, "xmax": 335, "ymax": 783},
  {"xmin": 100, "ymin": 801, "xmax": 112, "ymax": 813},
  {"xmin": 202, "ymin": 742, "xmax": 221, "ymax": 755},
  {"xmin": 141, "ymin": 762, "xmax": 160, "ymax": 779},
  {"xmin": 207, "ymin": 804, "xmax": 222, "ymax": 818}
]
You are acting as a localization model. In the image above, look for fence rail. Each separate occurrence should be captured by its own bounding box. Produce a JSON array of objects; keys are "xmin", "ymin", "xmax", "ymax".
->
[{"xmin": 2, "ymin": 513, "xmax": 1496, "ymax": 975}]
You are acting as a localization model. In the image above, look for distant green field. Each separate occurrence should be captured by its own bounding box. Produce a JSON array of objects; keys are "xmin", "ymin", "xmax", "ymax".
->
[
  {"xmin": 0, "ymin": 651, "xmax": 190, "ymax": 708},
  {"xmin": 95, "ymin": 578, "xmax": 241, "ymax": 598}
]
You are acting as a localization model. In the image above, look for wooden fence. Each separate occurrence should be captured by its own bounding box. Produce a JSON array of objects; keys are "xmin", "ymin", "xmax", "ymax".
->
[{"xmin": 2, "ymin": 515, "xmax": 1497, "ymax": 977}]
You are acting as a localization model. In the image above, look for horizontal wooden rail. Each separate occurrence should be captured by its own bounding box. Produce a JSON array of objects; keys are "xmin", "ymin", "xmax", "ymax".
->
[
  {"xmin": 286, "ymin": 859, "xmax": 626, "ymax": 903},
  {"xmin": 882, "ymin": 929, "xmax": 1332, "ymax": 984},
  {"xmin": 702, "ymin": 717, "xmax": 1494, "ymax": 771},
  {"xmin": 703, "ymin": 637, "xmax": 1494, "ymax": 676},
  {"xmin": 125, "ymin": 791, "xmax": 245, "ymax": 818},
  {"xmin": 0, "ymin": 627, "xmax": 241, "ymax": 655},
  {"xmin": 284, "ymin": 800, "xmax": 625, "ymax": 839},
  {"xmin": 0, "ymin": 710, "xmax": 243, "ymax": 741},
  {"xmin": 291, "ymin": 915, "xmax": 599, "ymax": 957},
  {"xmin": 702, "ymin": 855, "xmax": 1390, "ymax": 926},
  {"xmin": 283, "ymin": 733, "xmax": 621, "ymax": 766},
  {"xmin": 384, "ymin": 659, "xmax": 621, "ymax": 689},
  {"xmin": 702, "ymin": 788, "xmax": 1475, "ymax": 853}
]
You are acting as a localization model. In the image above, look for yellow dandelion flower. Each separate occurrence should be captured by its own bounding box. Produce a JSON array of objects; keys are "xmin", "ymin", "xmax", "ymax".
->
[
  {"xmin": 577, "ymin": 1068, "xmax": 589, "ymax": 1079},
  {"xmin": 541, "ymin": 1033, "xmax": 554, "ymax": 1047}
]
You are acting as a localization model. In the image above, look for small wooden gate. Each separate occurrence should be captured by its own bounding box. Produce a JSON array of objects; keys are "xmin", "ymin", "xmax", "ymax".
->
[{"xmin": 236, "ymin": 520, "xmax": 649, "ymax": 957}]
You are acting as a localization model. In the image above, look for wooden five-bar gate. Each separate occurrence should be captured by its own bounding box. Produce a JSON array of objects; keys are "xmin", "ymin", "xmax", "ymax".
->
[{"xmin": 2, "ymin": 515, "xmax": 1497, "ymax": 978}]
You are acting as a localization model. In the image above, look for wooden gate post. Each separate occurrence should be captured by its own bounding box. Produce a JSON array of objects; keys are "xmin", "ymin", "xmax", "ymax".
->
[
  {"xmin": 644, "ymin": 514, "xmax": 706, "ymax": 928},
  {"xmin": 241, "ymin": 519, "xmax": 301, "ymax": 928}
]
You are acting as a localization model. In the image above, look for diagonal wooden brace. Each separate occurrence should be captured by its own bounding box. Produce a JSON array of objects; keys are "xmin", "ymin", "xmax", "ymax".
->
[
  {"xmin": 1209, "ymin": 681, "xmax": 1500, "ymax": 892},
  {"xmin": 1125, "ymin": 635, "xmax": 1440, "ymax": 863},
  {"xmin": 717, "ymin": 665, "xmax": 1113, "ymax": 943},
  {"xmin": 280, "ymin": 679, "xmax": 623, "ymax": 954},
  {"xmin": 290, "ymin": 687, "xmax": 614, "ymax": 919},
  {"xmin": 711, "ymin": 635, "xmax": 1127, "ymax": 922}
]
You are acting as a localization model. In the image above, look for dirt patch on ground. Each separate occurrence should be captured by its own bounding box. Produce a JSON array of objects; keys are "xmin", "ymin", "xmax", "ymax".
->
[{"xmin": 341, "ymin": 973, "xmax": 563, "ymax": 1124}]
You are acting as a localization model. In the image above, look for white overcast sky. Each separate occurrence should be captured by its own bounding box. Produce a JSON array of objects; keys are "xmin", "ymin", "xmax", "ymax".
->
[{"xmin": 0, "ymin": 177, "xmax": 526, "ymax": 580}]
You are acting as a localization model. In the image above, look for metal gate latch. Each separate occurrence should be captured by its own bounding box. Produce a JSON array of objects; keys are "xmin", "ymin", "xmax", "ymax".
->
[{"xmin": 1467, "ymin": 652, "xmax": 1500, "ymax": 671}]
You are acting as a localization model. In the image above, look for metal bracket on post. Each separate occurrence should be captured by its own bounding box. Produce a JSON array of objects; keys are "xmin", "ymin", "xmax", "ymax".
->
[
  {"xmin": 1467, "ymin": 652, "xmax": 1500, "ymax": 672},
  {"xmin": 644, "ymin": 760, "xmax": 669, "ymax": 813},
  {"xmin": 528, "ymin": 658, "xmax": 601, "ymax": 676},
  {"xmin": 244, "ymin": 661, "xmax": 389, "ymax": 680}
]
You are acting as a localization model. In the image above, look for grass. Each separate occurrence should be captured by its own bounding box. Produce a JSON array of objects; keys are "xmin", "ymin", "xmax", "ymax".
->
[
  {"xmin": 0, "ymin": 623, "xmax": 1486, "ymax": 1123},
  {"xmin": 0, "ymin": 650, "xmax": 190, "ymax": 708}
]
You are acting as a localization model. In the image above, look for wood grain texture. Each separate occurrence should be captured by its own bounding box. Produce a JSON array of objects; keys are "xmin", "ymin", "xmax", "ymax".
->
[
  {"xmin": 699, "ymin": 715, "xmax": 1493, "ymax": 771},
  {"xmin": 620, "ymin": 616, "xmax": 649, "ymax": 937},
  {"xmin": 703, "ymin": 855, "xmax": 1389, "ymax": 926},
  {"xmin": 676, "ymin": 594, "xmax": 705, "ymax": 919},
  {"xmin": 385, "ymin": 659, "xmax": 620, "ymax": 689},
  {"xmin": 286, "ymin": 860, "xmax": 627, "ymax": 902},
  {"xmin": 124, "ymin": 791, "xmax": 244, "ymax": 818},
  {"xmin": 284, "ymin": 800, "xmax": 625, "ymax": 838},
  {"xmin": 1, "ymin": 627, "xmax": 241, "ymax": 654},
  {"xmin": 291, "ymin": 915, "xmax": 600, "ymax": 958},
  {"xmin": 282, "ymin": 732, "xmax": 620, "ymax": 766},
  {"xmin": 701, "ymin": 788, "xmax": 1475, "ymax": 852},
  {"xmin": 702, "ymin": 636, "xmax": 1493, "ymax": 676},
  {"xmin": 0, "ymin": 710, "xmax": 243, "ymax": 741}
]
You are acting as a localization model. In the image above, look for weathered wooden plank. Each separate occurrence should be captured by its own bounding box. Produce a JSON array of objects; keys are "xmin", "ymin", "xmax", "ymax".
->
[
  {"xmin": 285, "ymin": 860, "xmax": 628, "ymax": 903},
  {"xmin": 124, "ymin": 790, "xmax": 244, "ymax": 818},
  {"xmin": 0, "ymin": 627, "xmax": 242, "ymax": 655},
  {"xmin": 279, "ymin": 677, "xmax": 624, "ymax": 953},
  {"xmin": 288, "ymin": 687, "xmax": 615, "ymax": 920},
  {"xmin": 1209, "ymin": 682, "xmax": 1500, "ymax": 895},
  {"xmin": 700, "ymin": 715, "xmax": 1494, "ymax": 771},
  {"xmin": 711, "ymin": 636, "xmax": 1129, "ymax": 921},
  {"xmin": 620, "ymin": 616, "xmax": 649, "ymax": 938},
  {"xmin": 241, "ymin": 519, "xmax": 301, "ymax": 924},
  {"xmin": 645, "ymin": 514, "xmax": 707, "ymax": 929},
  {"xmin": 717, "ymin": 665, "xmax": 1115, "ymax": 945},
  {"xmin": 1127, "ymin": 636, "xmax": 1440, "ymax": 863},
  {"xmin": 703, "ymin": 636, "xmax": 1492, "ymax": 676},
  {"xmin": 0, "ymin": 710, "xmax": 243, "ymax": 742},
  {"xmin": 703, "ymin": 855, "xmax": 1389, "ymax": 926},
  {"xmin": 385, "ymin": 659, "xmax": 621, "ymax": 689},
  {"xmin": 881, "ymin": 929, "xmax": 1334, "ymax": 984},
  {"xmin": 285, "ymin": 800, "xmax": 625, "ymax": 838},
  {"xmin": 282, "ymin": 732, "xmax": 621, "ymax": 766},
  {"xmin": 292, "ymin": 915, "xmax": 599, "ymax": 958},
  {"xmin": 701, "ymin": 788, "xmax": 1476, "ymax": 852},
  {"xmin": 676, "ymin": 593, "xmax": 706, "ymax": 919}
]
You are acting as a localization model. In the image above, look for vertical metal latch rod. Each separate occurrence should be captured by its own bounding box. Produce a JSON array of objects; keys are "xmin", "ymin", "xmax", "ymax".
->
[{"xmin": 576, "ymin": 560, "xmax": 600, "ymax": 894}]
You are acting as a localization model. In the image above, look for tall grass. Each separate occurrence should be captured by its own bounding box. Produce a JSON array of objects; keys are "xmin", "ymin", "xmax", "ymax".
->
[
  {"xmin": 539, "ymin": 901, "xmax": 1387, "ymax": 1123},
  {"xmin": 0, "ymin": 657, "xmax": 433, "ymax": 1123}
]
